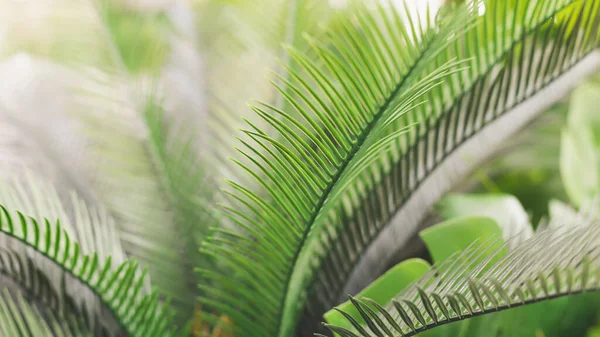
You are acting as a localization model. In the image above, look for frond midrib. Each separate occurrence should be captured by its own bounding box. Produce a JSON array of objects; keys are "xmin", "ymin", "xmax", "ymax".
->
[
  {"xmin": 337, "ymin": 45, "xmax": 598, "ymax": 302},
  {"xmin": 145, "ymin": 116, "xmax": 202, "ymax": 290},
  {"xmin": 301, "ymin": 0, "xmax": 595, "ymax": 334},
  {"xmin": 275, "ymin": 18, "xmax": 443, "ymax": 336}
]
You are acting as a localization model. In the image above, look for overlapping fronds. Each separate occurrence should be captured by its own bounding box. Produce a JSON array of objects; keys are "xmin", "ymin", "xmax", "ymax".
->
[
  {"xmin": 195, "ymin": 0, "xmax": 338, "ymax": 182},
  {"xmin": 33, "ymin": 0, "xmax": 211, "ymax": 323},
  {"xmin": 0, "ymin": 289, "xmax": 94, "ymax": 337},
  {"xmin": 0, "ymin": 58, "xmax": 97, "ymax": 202},
  {"xmin": 71, "ymin": 75, "xmax": 206, "ymax": 322},
  {"xmin": 0, "ymin": 202, "xmax": 178, "ymax": 337},
  {"xmin": 200, "ymin": 2, "xmax": 472, "ymax": 336},
  {"xmin": 299, "ymin": 1, "xmax": 600, "ymax": 334},
  {"xmin": 0, "ymin": 172, "xmax": 125, "ymax": 264},
  {"xmin": 323, "ymin": 222, "xmax": 600, "ymax": 337},
  {"xmin": 200, "ymin": 1, "xmax": 600, "ymax": 336}
]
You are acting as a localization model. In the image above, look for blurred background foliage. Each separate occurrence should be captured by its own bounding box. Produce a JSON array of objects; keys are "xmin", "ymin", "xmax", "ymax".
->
[{"xmin": 2, "ymin": 0, "xmax": 600, "ymax": 336}]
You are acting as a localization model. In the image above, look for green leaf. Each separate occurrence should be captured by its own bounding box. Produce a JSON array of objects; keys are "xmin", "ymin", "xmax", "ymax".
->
[
  {"xmin": 437, "ymin": 194, "xmax": 533, "ymax": 247},
  {"xmin": 560, "ymin": 127, "xmax": 598, "ymax": 207},
  {"xmin": 566, "ymin": 82, "xmax": 600, "ymax": 145},
  {"xmin": 195, "ymin": 0, "xmax": 337, "ymax": 178},
  {"xmin": 324, "ymin": 258, "xmax": 431, "ymax": 331},
  {"xmin": 560, "ymin": 80, "xmax": 600, "ymax": 207},
  {"xmin": 202, "ymin": 1, "xmax": 600, "ymax": 336},
  {"xmin": 0, "ymin": 202, "xmax": 180, "ymax": 337},
  {"xmin": 100, "ymin": 0, "xmax": 172, "ymax": 74},
  {"xmin": 419, "ymin": 216, "xmax": 506, "ymax": 264},
  {"xmin": 73, "ymin": 79, "xmax": 205, "ymax": 322},
  {"xmin": 0, "ymin": 289, "xmax": 94, "ymax": 337}
]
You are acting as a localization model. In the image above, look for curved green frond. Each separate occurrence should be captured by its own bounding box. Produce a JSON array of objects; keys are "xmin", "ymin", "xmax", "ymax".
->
[
  {"xmin": 200, "ymin": 2, "xmax": 473, "ymax": 336},
  {"xmin": 0, "ymin": 172, "xmax": 126, "ymax": 264},
  {"xmin": 196, "ymin": 0, "xmax": 337, "ymax": 181},
  {"xmin": 0, "ymin": 289, "xmax": 94, "ymax": 337},
  {"xmin": 0, "ymin": 203, "xmax": 178, "ymax": 337},
  {"xmin": 323, "ymin": 222, "xmax": 600, "ymax": 337},
  {"xmin": 300, "ymin": 1, "xmax": 600, "ymax": 334},
  {"xmin": 201, "ymin": 1, "xmax": 600, "ymax": 336},
  {"xmin": 73, "ymin": 73, "xmax": 206, "ymax": 321}
]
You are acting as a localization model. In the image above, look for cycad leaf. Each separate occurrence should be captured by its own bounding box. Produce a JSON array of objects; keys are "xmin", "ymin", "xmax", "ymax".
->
[
  {"xmin": 201, "ymin": 3, "xmax": 473, "ymax": 336},
  {"xmin": 0, "ymin": 202, "xmax": 179, "ymax": 337},
  {"xmin": 73, "ymin": 72, "xmax": 206, "ymax": 321},
  {"xmin": 0, "ymin": 289, "xmax": 94, "ymax": 337},
  {"xmin": 324, "ymin": 222, "xmax": 600, "ymax": 337},
  {"xmin": 202, "ymin": 1, "xmax": 600, "ymax": 336},
  {"xmin": 302, "ymin": 1, "xmax": 600, "ymax": 334},
  {"xmin": 0, "ymin": 172, "xmax": 126, "ymax": 264},
  {"xmin": 195, "ymin": 0, "xmax": 337, "ymax": 183}
]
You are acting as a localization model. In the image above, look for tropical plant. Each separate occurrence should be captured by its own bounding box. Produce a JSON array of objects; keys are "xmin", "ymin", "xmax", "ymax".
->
[{"xmin": 1, "ymin": 0, "xmax": 600, "ymax": 337}]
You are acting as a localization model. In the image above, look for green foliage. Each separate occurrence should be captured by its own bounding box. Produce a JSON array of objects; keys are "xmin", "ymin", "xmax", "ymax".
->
[
  {"xmin": 100, "ymin": 0, "xmax": 172, "ymax": 73},
  {"xmin": 0, "ymin": 290, "xmax": 94, "ymax": 337},
  {"xmin": 3, "ymin": 0, "xmax": 600, "ymax": 336},
  {"xmin": 324, "ymin": 259, "xmax": 431, "ymax": 331},
  {"xmin": 323, "ymin": 216, "xmax": 600, "ymax": 337},
  {"xmin": 561, "ymin": 81, "xmax": 600, "ymax": 206},
  {"xmin": 200, "ymin": 0, "xmax": 600, "ymax": 336},
  {"xmin": 419, "ymin": 216, "xmax": 505, "ymax": 264},
  {"xmin": 437, "ymin": 194, "xmax": 533, "ymax": 245},
  {"xmin": 0, "ymin": 201, "xmax": 179, "ymax": 337}
]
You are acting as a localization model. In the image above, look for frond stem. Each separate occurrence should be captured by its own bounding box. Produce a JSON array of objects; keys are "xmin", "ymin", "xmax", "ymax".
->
[{"xmin": 276, "ymin": 24, "xmax": 439, "ymax": 336}]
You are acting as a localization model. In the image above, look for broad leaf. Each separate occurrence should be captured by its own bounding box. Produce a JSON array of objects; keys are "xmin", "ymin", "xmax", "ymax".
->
[
  {"xmin": 419, "ymin": 216, "xmax": 505, "ymax": 264},
  {"xmin": 437, "ymin": 194, "xmax": 533, "ymax": 247}
]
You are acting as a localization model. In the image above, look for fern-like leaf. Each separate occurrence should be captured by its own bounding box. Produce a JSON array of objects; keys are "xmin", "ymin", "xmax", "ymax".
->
[
  {"xmin": 0, "ymin": 289, "xmax": 95, "ymax": 337},
  {"xmin": 200, "ymin": 2, "xmax": 473, "ymax": 336},
  {"xmin": 201, "ymin": 1, "xmax": 600, "ymax": 336},
  {"xmin": 300, "ymin": 1, "xmax": 600, "ymax": 334},
  {"xmin": 0, "ymin": 201, "xmax": 178, "ymax": 337},
  {"xmin": 323, "ymin": 222, "xmax": 600, "ymax": 337}
]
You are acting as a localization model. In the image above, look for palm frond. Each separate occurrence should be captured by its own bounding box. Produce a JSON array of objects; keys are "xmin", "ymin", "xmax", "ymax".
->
[
  {"xmin": 71, "ymin": 75, "xmax": 203, "ymax": 322},
  {"xmin": 0, "ymin": 289, "xmax": 94, "ymax": 337},
  {"xmin": 200, "ymin": 2, "xmax": 473, "ymax": 336},
  {"xmin": 200, "ymin": 1, "xmax": 600, "ymax": 336},
  {"xmin": 195, "ymin": 0, "xmax": 337, "ymax": 182},
  {"xmin": 0, "ymin": 172, "xmax": 125, "ymax": 264},
  {"xmin": 65, "ymin": 1, "xmax": 210, "ymax": 317},
  {"xmin": 302, "ymin": 1, "xmax": 600, "ymax": 335},
  {"xmin": 0, "ymin": 201, "xmax": 178, "ymax": 337},
  {"xmin": 323, "ymin": 220, "xmax": 600, "ymax": 337}
]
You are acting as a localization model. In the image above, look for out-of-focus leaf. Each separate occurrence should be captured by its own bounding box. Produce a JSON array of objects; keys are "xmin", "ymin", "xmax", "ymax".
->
[
  {"xmin": 560, "ymin": 80, "xmax": 600, "ymax": 207},
  {"xmin": 437, "ymin": 194, "xmax": 533, "ymax": 247},
  {"xmin": 100, "ymin": 0, "xmax": 172, "ymax": 73},
  {"xmin": 560, "ymin": 127, "xmax": 598, "ymax": 207},
  {"xmin": 419, "ymin": 216, "xmax": 505, "ymax": 264},
  {"xmin": 567, "ymin": 83, "xmax": 600, "ymax": 145}
]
